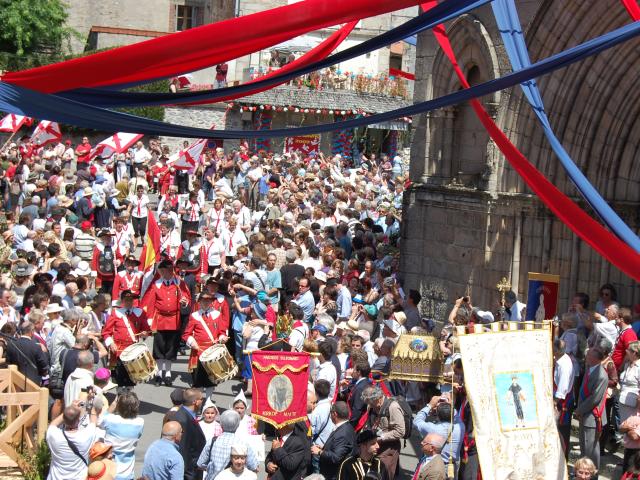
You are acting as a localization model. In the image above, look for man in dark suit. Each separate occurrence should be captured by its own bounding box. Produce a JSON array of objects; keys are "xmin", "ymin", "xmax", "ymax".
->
[
  {"xmin": 6, "ymin": 322, "xmax": 48, "ymax": 385},
  {"xmin": 575, "ymin": 344, "xmax": 609, "ymax": 472},
  {"xmin": 266, "ymin": 421, "xmax": 311, "ymax": 480},
  {"xmin": 313, "ymin": 401, "xmax": 357, "ymax": 480},
  {"xmin": 345, "ymin": 362, "xmax": 372, "ymax": 431},
  {"xmin": 173, "ymin": 388, "xmax": 206, "ymax": 480}
]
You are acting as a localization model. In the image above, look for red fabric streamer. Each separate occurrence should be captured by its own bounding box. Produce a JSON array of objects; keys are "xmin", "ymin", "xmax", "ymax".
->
[
  {"xmin": 184, "ymin": 20, "xmax": 357, "ymax": 106},
  {"xmin": 1, "ymin": 0, "xmax": 420, "ymax": 93},
  {"xmin": 421, "ymin": 1, "xmax": 640, "ymax": 281},
  {"xmin": 621, "ymin": 0, "xmax": 640, "ymax": 20},
  {"xmin": 389, "ymin": 67, "xmax": 416, "ymax": 80}
]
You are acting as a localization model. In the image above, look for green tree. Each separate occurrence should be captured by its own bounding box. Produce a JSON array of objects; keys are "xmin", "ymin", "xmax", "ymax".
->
[{"xmin": 0, "ymin": 0, "xmax": 77, "ymax": 56}]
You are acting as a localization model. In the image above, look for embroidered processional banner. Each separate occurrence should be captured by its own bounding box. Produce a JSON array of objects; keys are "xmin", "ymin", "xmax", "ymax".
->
[
  {"xmin": 251, "ymin": 350, "xmax": 309, "ymax": 428},
  {"xmin": 457, "ymin": 323, "xmax": 567, "ymax": 480},
  {"xmin": 525, "ymin": 272, "xmax": 560, "ymax": 321}
]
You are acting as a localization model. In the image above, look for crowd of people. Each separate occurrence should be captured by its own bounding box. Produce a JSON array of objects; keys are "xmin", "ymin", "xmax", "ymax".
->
[{"xmin": 0, "ymin": 134, "xmax": 638, "ymax": 480}]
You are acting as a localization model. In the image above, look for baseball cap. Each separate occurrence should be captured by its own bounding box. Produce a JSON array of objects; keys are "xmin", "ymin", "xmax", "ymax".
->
[{"xmin": 81, "ymin": 220, "xmax": 92, "ymax": 230}]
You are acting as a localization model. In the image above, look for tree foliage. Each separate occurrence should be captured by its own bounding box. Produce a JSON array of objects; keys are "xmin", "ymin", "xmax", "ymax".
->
[{"xmin": 0, "ymin": 0, "xmax": 77, "ymax": 56}]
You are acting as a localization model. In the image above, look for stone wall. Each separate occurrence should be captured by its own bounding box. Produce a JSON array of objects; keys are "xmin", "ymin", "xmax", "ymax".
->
[
  {"xmin": 403, "ymin": 0, "xmax": 640, "ymax": 320},
  {"xmin": 162, "ymin": 105, "xmax": 231, "ymax": 151}
]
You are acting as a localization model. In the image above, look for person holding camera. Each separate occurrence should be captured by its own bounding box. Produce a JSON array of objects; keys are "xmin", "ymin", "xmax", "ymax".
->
[
  {"xmin": 413, "ymin": 394, "xmax": 465, "ymax": 477},
  {"xmin": 47, "ymin": 401, "xmax": 100, "ymax": 480},
  {"xmin": 63, "ymin": 349, "xmax": 98, "ymax": 407}
]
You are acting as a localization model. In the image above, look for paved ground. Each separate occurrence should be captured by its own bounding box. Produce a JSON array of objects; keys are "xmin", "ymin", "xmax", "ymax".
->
[{"xmin": 128, "ymin": 340, "xmax": 424, "ymax": 479}]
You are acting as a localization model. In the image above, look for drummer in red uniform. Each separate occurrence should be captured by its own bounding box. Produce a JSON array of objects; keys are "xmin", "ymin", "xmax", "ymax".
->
[
  {"xmin": 112, "ymin": 255, "xmax": 143, "ymax": 301},
  {"xmin": 141, "ymin": 258, "xmax": 191, "ymax": 386},
  {"xmin": 182, "ymin": 292, "xmax": 229, "ymax": 394},
  {"xmin": 102, "ymin": 290, "xmax": 150, "ymax": 391},
  {"xmin": 204, "ymin": 275, "xmax": 231, "ymax": 336}
]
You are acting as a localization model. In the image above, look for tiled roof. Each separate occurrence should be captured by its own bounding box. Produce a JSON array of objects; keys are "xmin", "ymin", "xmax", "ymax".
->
[{"xmin": 234, "ymin": 85, "xmax": 409, "ymax": 113}]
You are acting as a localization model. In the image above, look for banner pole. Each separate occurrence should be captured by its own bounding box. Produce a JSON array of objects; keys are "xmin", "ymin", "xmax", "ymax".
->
[{"xmin": 1, "ymin": 131, "xmax": 17, "ymax": 151}]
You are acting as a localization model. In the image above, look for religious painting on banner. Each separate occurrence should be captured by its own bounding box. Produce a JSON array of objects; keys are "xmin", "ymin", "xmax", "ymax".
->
[
  {"xmin": 457, "ymin": 322, "xmax": 567, "ymax": 480},
  {"xmin": 285, "ymin": 134, "xmax": 320, "ymax": 155},
  {"xmin": 251, "ymin": 350, "xmax": 309, "ymax": 428},
  {"xmin": 525, "ymin": 273, "xmax": 560, "ymax": 321}
]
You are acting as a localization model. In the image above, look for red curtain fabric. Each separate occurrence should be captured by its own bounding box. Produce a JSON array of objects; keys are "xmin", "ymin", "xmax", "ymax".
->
[
  {"xmin": 421, "ymin": 1, "xmax": 640, "ymax": 281},
  {"xmin": 621, "ymin": 0, "xmax": 640, "ymax": 20},
  {"xmin": 389, "ymin": 67, "xmax": 416, "ymax": 80},
  {"xmin": 1, "ymin": 0, "xmax": 420, "ymax": 93},
  {"xmin": 183, "ymin": 20, "xmax": 357, "ymax": 106}
]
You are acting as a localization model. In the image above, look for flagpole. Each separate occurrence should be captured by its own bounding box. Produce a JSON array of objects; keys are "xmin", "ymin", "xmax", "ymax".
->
[{"xmin": 0, "ymin": 132, "xmax": 17, "ymax": 152}]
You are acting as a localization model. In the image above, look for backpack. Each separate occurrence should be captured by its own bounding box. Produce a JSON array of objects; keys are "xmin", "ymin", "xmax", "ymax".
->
[
  {"xmin": 49, "ymin": 348, "xmax": 70, "ymax": 393},
  {"xmin": 380, "ymin": 396, "xmax": 413, "ymax": 440}
]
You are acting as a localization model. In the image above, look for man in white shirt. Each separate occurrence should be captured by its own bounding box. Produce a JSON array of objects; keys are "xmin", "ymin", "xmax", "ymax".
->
[
  {"xmin": 46, "ymin": 403, "xmax": 99, "ymax": 480},
  {"xmin": 591, "ymin": 304, "xmax": 620, "ymax": 349},
  {"xmin": 133, "ymin": 141, "xmax": 151, "ymax": 171},
  {"xmin": 63, "ymin": 350, "xmax": 96, "ymax": 406},
  {"xmin": 316, "ymin": 342, "xmax": 338, "ymax": 400},
  {"xmin": 504, "ymin": 291, "xmax": 527, "ymax": 322},
  {"xmin": 553, "ymin": 338, "xmax": 574, "ymax": 459}
]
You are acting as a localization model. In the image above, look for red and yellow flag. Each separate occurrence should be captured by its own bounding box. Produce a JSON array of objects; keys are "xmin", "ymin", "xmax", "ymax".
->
[{"xmin": 139, "ymin": 213, "xmax": 161, "ymax": 270}]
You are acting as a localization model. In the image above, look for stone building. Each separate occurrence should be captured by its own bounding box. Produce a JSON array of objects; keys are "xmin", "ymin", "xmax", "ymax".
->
[{"xmin": 402, "ymin": 1, "xmax": 640, "ymax": 320}]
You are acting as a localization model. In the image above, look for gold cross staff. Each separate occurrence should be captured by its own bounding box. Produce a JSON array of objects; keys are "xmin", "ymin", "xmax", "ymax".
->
[{"xmin": 496, "ymin": 277, "xmax": 511, "ymax": 306}]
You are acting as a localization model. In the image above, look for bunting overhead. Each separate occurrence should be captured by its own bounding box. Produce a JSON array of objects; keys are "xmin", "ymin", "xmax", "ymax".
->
[
  {"xmin": 490, "ymin": 0, "xmax": 640, "ymax": 252},
  {"xmin": 0, "ymin": 0, "xmax": 425, "ymax": 93}
]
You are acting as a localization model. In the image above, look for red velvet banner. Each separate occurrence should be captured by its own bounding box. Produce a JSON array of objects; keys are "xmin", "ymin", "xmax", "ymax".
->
[
  {"xmin": 1, "ymin": 0, "xmax": 421, "ymax": 93},
  {"xmin": 422, "ymin": 1, "xmax": 640, "ymax": 281},
  {"xmin": 184, "ymin": 20, "xmax": 357, "ymax": 106},
  {"xmin": 621, "ymin": 0, "xmax": 640, "ymax": 20},
  {"xmin": 251, "ymin": 350, "xmax": 309, "ymax": 428}
]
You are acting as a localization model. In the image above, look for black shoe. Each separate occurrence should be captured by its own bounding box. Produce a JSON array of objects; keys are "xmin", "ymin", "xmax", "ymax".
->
[
  {"xmin": 163, "ymin": 376, "xmax": 173, "ymax": 387},
  {"xmin": 154, "ymin": 376, "xmax": 162, "ymax": 386}
]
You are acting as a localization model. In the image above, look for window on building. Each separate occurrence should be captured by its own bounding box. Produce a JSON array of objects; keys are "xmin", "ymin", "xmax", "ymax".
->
[
  {"xmin": 176, "ymin": 5, "xmax": 198, "ymax": 31},
  {"xmin": 389, "ymin": 53, "xmax": 403, "ymax": 71}
]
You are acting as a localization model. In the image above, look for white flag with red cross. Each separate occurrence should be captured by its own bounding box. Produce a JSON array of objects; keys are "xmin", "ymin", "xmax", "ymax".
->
[
  {"xmin": 90, "ymin": 132, "xmax": 143, "ymax": 160},
  {"xmin": 167, "ymin": 138, "xmax": 207, "ymax": 171},
  {"xmin": 0, "ymin": 114, "xmax": 32, "ymax": 133},
  {"xmin": 30, "ymin": 121, "xmax": 62, "ymax": 146}
]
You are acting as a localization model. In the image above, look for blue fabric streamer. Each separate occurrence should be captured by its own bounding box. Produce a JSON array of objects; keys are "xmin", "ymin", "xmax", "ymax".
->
[
  {"xmin": 491, "ymin": 0, "xmax": 640, "ymax": 252},
  {"xmin": 58, "ymin": 0, "xmax": 490, "ymax": 107},
  {"xmin": 0, "ymin": 21, "xmax": 639, "ymax": 141}
]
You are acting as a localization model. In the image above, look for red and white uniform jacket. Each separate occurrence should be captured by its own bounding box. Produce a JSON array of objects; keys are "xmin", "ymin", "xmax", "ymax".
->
[
  {"xmin": 112, "ymin": 270, "xmax": 143, "ymax": 301},
  {"xmin": 182, "ymin": 309, "xmax": 225, "ymax": 371},
  {"xmin": 141, "ymin": 277, "xmax": 191, "ymax": 331},
  {"xmin": 91, "ymin": 243, "xmax": 116, "ymax": 281},
  {"xmin": 102, "ymin": 307, "xmax": 149, "ymax": 366},
  {"xmin": 176, "ymin": 240, "xmax": 207, "ymax": 277},
  {"xmin": 193, "ymin": 293, "xmax": 230, "ymax": 336}
]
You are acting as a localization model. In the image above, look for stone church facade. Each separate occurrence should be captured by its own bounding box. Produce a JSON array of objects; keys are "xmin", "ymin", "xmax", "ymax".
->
[{"xmin": 401, "ymin": 1, "xmax": 640, "ymax": 319}]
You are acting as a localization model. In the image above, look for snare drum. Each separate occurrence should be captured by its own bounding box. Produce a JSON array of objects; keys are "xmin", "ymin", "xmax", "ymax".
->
[
  {"xmin": 120, "ymin": 343, "xmax": 158, "ymax": 383},
  {"xmin": 199, "ymin": 344, "xmax": 238, "ymax": 383}
]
